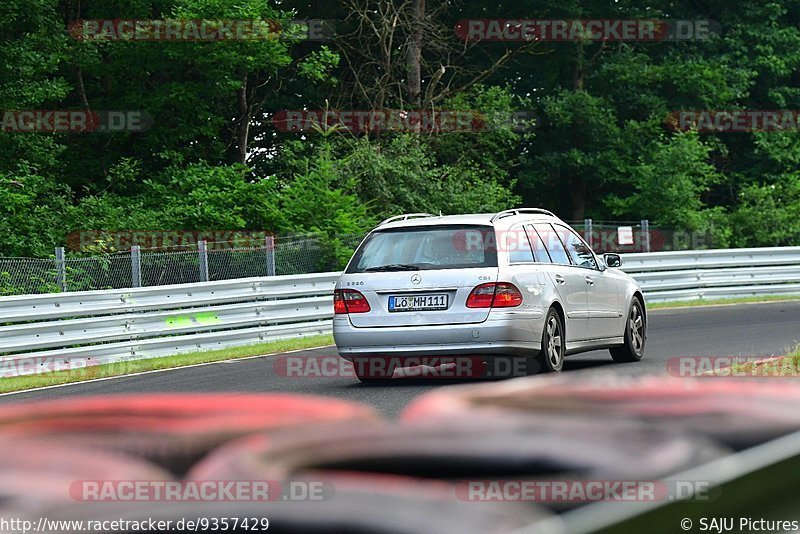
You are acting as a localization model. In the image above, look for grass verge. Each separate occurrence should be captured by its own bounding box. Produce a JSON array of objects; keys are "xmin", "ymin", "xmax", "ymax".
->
[
  {"xmin": 0, "ymin": 334, "xmax": 334, "ymax": 395},
  {"xmin": 649, "ymin": 295, "xmax": 800, "ymax": 310},
  {"xmin": 723, "ymin": 346, "xmax": 800, "ymax": 377}
]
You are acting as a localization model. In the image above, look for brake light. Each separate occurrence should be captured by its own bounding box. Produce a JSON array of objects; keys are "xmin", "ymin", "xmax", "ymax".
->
[
  {"xmin": 465, "ymin": 283, "xmax": 495, "ymax": 308},
  {"xmin": 333, "ymin": 290, "xmax": 347, "ymax": 314},
  {"xmin": 466, "ymin": 282, "xmax": 523, "ymax": 308},
  {"xmin": 334, "ymin": 289, "xmax": 371, "ymax": 314},
  {"xmin": 493, "ymin": 282, "xmax": 524, "ymax": 307}
]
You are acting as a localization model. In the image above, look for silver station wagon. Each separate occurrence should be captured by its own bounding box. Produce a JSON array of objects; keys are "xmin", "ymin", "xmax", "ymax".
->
[{"xmin": 333, "ymin": 209, "xmax": 646, "ymax": 381}]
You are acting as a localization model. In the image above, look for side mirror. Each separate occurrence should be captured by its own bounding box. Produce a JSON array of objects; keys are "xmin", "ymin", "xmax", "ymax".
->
[{"xmin": 603, "ymin": 253, "xmax": 623, "ymax": 268}]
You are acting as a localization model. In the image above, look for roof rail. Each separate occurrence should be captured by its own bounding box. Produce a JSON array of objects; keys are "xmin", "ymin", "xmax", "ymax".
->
[
  {"xmin": 490, "ymin": 208, "xmax": 557, "ymax": 222},
  {"xmin": 379, "ymin": 213, "xmax": 436, "ymax": 226}
]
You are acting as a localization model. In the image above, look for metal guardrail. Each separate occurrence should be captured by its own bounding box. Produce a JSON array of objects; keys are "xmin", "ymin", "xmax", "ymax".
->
[
  {"xmin": 1, "ymin": 247, "xmax": 799, "ymax": 376},
  {"xmin": 621, "ymin": 246, "xmax": 800, "ymax": 303},
  {"xmin": 0, "ymin": 273, "xmax": 339, "ymax": 376}
]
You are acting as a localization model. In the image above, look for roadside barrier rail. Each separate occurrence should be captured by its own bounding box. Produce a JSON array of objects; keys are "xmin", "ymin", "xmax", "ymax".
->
[{"xmin": 1, "ymin": 247, "xmax": 798, "ymax": 375}]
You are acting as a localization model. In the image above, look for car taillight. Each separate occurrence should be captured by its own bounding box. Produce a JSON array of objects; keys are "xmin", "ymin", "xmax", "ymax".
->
[
  {"xmin": 333, "ymin": 290, "xmax": 347, "ymax": 314},
  {"xmin": 465, "ymin": 283, "xmax": 495, "ymax": 308},
  {"xmin": 334, "ymin": 289, "xmax": 371, "ymax": 314},
  {"xmin": 493, "ymin": 282, "xmax": 524, "ymax": 307},
  {"xmin": 466, "ymin": 282, "xmax": 523, "ymax": 308}
]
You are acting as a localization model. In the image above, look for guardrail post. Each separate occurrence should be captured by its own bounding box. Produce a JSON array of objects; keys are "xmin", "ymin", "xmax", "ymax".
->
[
  {"xmin": 641, "ymin": 219, "xmax": 651, "ymax": 253},
  {"xmin": 584, "ymin": 218, "xmax": 593, "ymax": 249},
  {"xmin": 265, "ymin": 235, "xmax": 276, "ymax": 276},
  {"xmin": 198, "ymin": 240, "xmax": 209, "ymax": 282},
  {"xmin": 131, "ymin": 245, "xmax": 142, "ymax": 287},
  {"xmin": 55, "ymin": 246, "xmax": 67, "ymax": 292}
]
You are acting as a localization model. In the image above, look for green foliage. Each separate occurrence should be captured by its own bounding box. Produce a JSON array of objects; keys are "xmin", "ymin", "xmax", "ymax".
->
[
  {"xmin": 0, "ymin": 0, "xmax": 71, "ymax": 177},
  {"xmin": 523, "ymin": 90, "xmax": 623, "ymax": 218},
  {"xmin": 274, "ymin": 143, "xmax": 375, "ymax": 268},
  {"xmin": 344, "ymin": 134, "xmax": 520, "ymax": 217},
  {"xmin": 63, "ymin": 153, "xmax": 374, "ymax": 269},
  {"xmin": 0, "ymin": 173, "xmax": 72, "ymax": 257},
  {"xmin": 432, "ymin": 85, "xmax": 533, "ymax": 183},
  {"xmin": 0, "ymin": 270, "xmax": 60, "ymax": 296},
  {"xmin": 65, "ymin": 163, "xmax": 281, "ymax": 240},
  {"xmin": 728, "ymin": 179, "xmax": 800, "ymax": 247},
  {"xmin": 606, "ymin": 131, "xmax": 721, "ymax": 230},
  {"xmin": 2, "ymin": 0, "xmax": 800, "ymax": 264},
  {"xmin": 296, "ymin": 47, "xmax": 340, "ymax": 82}
]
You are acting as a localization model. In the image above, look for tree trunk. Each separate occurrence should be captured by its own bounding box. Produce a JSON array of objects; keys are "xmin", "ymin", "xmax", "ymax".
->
[
  {"xmin": 573, "ymin": 40, "xmax": 585, "ymax": 91},
  {"xmin": 407, "ymin": 0, "xmax": 424, "ymax": 107},
  {"xmin": 570, "ymin": 175, "xmax": 586, "ymax": 220},
  {"xmin": 570, "ymin": 40, "xmax": 586, "ymax": 219},
  {"xmin": 237, "ymin": 75, "xmax": 250, "ymax": 165},
  {"xmin": 75, "ymin": 66, "xmax": 90, "ymax": 111}
]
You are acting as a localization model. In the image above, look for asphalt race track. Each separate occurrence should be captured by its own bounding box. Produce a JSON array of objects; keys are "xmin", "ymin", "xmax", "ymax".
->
[{"xmin": 2, "ymin": 301, "xmax": 799, "ymax": 418}]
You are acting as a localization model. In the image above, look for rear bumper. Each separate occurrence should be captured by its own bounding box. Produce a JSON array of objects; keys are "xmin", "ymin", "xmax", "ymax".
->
[{"xmin": 333, "ymin": 309, "xmax": 544, "ymax": 359}]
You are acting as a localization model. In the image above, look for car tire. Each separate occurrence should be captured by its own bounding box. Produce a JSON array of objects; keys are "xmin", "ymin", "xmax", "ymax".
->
[
  {"xmin": 534, "ymin": 307, "xmax": 564, "ymax": 373},
  {"xmin": 610, "ymin": 296, "xmax": 646, "ymax": 362}
]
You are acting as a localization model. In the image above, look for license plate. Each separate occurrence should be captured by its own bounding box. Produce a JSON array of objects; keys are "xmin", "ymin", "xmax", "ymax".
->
[{"xmin": 388, "ymin": 294, "xmax": 448, "ymax": 312}]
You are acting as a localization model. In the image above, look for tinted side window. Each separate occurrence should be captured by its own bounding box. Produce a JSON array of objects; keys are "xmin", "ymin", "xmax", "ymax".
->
[
  {"xmin": 533, "ymin": 223, "xmax": 570, "ymax": 265},
  {"xmin": 507, "ymin": 226, "xmax": 534, "ymax": 263},
  {"xmin": 525, "ymin": 225, "xmax": 552, "ymax": 263},
  {"xmin": 554, "ymin": 224, "xmax": 598, "ymax": 269}
]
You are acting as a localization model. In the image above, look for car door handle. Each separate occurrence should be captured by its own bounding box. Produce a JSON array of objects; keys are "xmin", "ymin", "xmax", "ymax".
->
[
  {"xmin": 554, "ymin": 274, "xmax": 566, "ymax": 285},
  {"xmin": 585, "ymin": 275, "xmax": 594, "ymax": 285}
]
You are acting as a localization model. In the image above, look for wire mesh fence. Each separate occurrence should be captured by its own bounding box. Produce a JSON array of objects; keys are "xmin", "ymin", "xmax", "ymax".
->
[
  {"xmin": 0, "ymin": 221, "xmax": 720, "ymax": 295},
  {"xmin": 0, "ymin": 258, "xmax": 60, "ymax": 296},
  {"xmin": 141, "ymin": 249, "xmax": 203, "ymax": 287},
  {"xmin": 63, "ymin": 252, "xmax": 135, "ymax": 292},
  {"xmin": 567, "ymin": 221, "xmax": 718, "ymax": 254},
  {"xmin": 0, "ymin": 234, "xmax": 368, "ymax": 295}
]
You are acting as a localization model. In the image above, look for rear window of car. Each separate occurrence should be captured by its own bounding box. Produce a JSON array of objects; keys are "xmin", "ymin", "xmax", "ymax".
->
[{"xmin": 346, "ymin": 225, "xmax": 498, "ymax": 273}]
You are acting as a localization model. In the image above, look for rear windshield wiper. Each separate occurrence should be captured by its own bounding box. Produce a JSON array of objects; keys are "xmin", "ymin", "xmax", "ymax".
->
[{"xmin": 363, "ymin": 264, "xmax": 421, "ymax": 272}]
